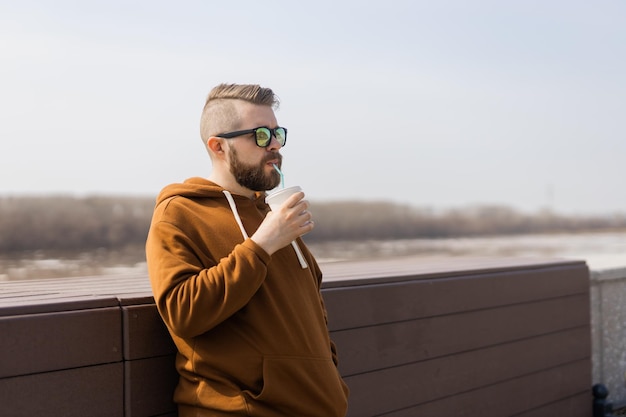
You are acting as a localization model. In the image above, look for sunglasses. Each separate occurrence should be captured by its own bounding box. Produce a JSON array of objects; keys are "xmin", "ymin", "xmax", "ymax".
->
[{"xmin": 216, "ymin": 126, "xmax": 287, "ymax": 148}]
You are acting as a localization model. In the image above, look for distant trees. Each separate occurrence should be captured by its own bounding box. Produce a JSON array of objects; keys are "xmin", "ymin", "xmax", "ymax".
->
[
  {"xmin": 0, "ymin": 196, "xmax": 155, "ymax": 252},
  {"xmin": 0, "ymin": 195, "xmax": 624, "ymax": 253},
  {"xmin": 309, "ymin": 201, "xmax": 626, "ymax": 241}
]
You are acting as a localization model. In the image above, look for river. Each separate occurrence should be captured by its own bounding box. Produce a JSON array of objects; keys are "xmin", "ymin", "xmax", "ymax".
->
[{"xmin": 1, "ymin": 231, "xmax": 625, "ymax": 281}]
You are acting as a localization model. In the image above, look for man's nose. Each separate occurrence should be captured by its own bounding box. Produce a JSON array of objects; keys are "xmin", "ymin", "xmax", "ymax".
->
[{"xmin": 267, "ymin": 134, "xmax": 282, "ymax": 151}]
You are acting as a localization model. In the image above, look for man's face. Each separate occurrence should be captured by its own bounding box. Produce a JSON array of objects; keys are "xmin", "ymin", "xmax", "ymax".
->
[{"xmin": 226, "ymin": 102, "xmax": 283, "ymax": 192}]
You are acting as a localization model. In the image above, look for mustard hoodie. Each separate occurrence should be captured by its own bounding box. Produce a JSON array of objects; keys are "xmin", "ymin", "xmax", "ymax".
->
[{"xmin": 146, "ymin": 177, "xmax": 349, "ymax": 416}]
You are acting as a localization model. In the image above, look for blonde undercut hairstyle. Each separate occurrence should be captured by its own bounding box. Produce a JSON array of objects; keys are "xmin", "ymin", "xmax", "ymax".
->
[{"xmin": 200, "ymin": 83, "xmax": 280, "ymax": 146}]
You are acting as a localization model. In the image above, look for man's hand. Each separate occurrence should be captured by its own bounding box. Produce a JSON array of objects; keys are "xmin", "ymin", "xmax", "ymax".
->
[{"xmin": 251, "ymin": 191, "xmax": 314, "ymax": 255}]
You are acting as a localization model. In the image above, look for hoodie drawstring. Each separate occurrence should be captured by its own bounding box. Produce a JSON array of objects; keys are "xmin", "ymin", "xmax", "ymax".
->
[
  {"xmin": 223, "ymin": 190, "xmax": 249, "ymax": 239},
  {"xmin": 291, "ymin": 242, "xmax": 309, "ymax": 269},
  {"xmin": 223, "ymin": 190, "xmax": 308, "ymax": 269}
]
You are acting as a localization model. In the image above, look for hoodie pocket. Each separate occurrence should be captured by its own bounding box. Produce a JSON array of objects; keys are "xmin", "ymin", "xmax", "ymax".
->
[{"xmin": 245, "ymin": 355, "xmax": 349, "ymax": 417}]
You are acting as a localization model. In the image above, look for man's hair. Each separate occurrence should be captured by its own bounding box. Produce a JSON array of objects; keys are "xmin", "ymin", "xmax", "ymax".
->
[{"xmin": 200, "ymin": 83, "xmax": 280, "ymax": 146}]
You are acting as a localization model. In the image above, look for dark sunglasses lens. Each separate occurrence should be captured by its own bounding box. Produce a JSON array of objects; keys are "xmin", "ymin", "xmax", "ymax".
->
[
  {"xmin": 275, "ymin": 128, "xmax": 286, "ymax": 146},
  {"xmin": 255, "ymin": 128, "xmax": 271, "ymax": 147}
]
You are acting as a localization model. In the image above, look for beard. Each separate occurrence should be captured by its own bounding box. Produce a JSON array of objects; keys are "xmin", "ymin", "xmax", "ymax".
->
[{"xmin": 229, "ymin": 146, "xmax": 282, "ymax": 191}]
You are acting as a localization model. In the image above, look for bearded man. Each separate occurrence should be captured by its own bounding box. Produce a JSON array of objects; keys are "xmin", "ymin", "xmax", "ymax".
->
[{"xmin": 146, "ymin": 83, "xmax": 349, "ymax": 417}]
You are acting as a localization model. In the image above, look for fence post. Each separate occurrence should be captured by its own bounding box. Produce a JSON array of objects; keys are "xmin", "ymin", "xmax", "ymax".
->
[{"xmin": 593, "ymin": 384, "xmax": 614, "ymax": 417}]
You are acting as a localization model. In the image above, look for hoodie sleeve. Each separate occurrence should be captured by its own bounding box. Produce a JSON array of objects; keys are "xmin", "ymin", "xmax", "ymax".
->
[{"xmin": 146, "ymin": 218, "xmax": 271, "ymax": 339}]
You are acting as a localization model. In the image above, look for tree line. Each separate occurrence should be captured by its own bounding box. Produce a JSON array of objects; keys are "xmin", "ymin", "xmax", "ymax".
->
[{"xmin": 0, "ymin": 195, "xmax": 624, "ymax": 253}]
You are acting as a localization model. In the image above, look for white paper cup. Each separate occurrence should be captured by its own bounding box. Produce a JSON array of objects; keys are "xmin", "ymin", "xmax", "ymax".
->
[
  {"xmin": 265, "ymin": 186, "xmax": 302, "ymax": 210},
  {"xmin": 264, "ymin": 185, "xmax": 309, "ymax": 269}
]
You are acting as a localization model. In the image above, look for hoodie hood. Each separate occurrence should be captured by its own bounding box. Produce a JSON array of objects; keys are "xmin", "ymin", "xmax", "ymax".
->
[{"xmin": 156, "ymin": 177, "xmax": 267, "ymax": 207}]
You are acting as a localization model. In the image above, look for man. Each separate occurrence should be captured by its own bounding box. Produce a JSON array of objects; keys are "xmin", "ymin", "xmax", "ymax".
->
[{"xmin": 146, "ymin": 83, "xmax": 349, "ymax": 416}]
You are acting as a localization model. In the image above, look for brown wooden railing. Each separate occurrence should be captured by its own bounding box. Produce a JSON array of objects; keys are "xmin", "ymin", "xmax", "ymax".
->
[{"xmin": 0, "ymin": 256, "xmax": 591, "ymax": 417}]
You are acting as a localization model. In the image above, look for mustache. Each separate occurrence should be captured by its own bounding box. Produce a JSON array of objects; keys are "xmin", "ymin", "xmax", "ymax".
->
[{"xmin": 263, "ymin": 153, "xmax": 282, "ymax": 166}]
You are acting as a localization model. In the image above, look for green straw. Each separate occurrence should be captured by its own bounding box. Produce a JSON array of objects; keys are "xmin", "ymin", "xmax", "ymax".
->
[{"xmin": 272, "ymin": 164, "xmax": 285, "ymax": 189}]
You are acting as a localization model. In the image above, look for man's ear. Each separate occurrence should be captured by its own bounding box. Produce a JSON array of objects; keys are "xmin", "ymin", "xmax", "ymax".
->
[{"xmin": 207, "ymin": 137, "xmax": 227, "ymax": 158}]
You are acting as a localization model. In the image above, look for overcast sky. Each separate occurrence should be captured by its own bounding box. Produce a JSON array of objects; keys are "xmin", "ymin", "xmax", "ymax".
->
[{"xmin": 1, "ymin": 0, "xmax": 624, "ymax": 215}]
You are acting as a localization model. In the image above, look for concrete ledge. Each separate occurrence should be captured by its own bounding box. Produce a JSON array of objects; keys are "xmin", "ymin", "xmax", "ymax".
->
[{"xmin": 591, "ymin": 266, "xmax": 626, "ymax": 404}]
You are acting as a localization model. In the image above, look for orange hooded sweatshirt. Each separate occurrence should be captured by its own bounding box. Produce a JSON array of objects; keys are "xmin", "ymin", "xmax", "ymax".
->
[{"xmin": 146, "ymin": 177, "xmax": 349, "ymax": 416}]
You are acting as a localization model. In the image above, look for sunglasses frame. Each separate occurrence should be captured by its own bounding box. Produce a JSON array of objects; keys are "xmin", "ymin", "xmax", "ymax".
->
[{"xmin": 216, "ymin": 126, "xmax": 287, "ymax": 148}]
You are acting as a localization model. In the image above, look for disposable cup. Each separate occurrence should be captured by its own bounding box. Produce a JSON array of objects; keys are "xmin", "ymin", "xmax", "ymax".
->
[
  {"xmin": 264, "ymin": 185, "xmax": 309, "ymax": 269},
  {"xmin": 265, "ymin": 186, "xmax": 302, "ymax": 210}
]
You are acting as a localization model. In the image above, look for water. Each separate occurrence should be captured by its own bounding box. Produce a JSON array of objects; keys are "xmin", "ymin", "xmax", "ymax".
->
[
  {"xmin": 1, "ymin": 231, "xmax": 625, "ymax": 281},
  {"xmin": 309, "ymin": 231, "xmax": 626, "ymax": 270},
  {"xmin": 0, "ymin": 245, "xmax": 147, "ymax": 281}
]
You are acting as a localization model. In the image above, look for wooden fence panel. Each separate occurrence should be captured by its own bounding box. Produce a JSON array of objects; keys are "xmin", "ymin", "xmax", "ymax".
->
[
  {"xmin": 378, "ymin": 361, "xmax": 590, "ymax": 417},
  {"xmin": 323, "ymin": 263, "xmax": 589, "ymax": 330},
  {"xmin": 0, "ymin": 307, "xmax": 122, "ymax": 378},
  {"xmin": 0, "ymin": 363, "xmax": 124, "ymax": 417},
  {"xmin": 124, "ymin": 356, "xmax": 178, "ymax": 417},
  {"xmin": 332, "ymin": 295, "xmax": 589, "ymax": 376},
  {"xmin": 0, "ymin": 257, "xmax": 591, "ymax": 416},
  {"xmin": 342, "ymin": 328, "xmax": 590, "ymax": 416}
]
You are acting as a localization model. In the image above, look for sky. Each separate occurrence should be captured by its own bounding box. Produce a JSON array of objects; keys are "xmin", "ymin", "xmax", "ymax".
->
[{"xmin": 1, "ymin": 0, "xmax": 625, "ymax": 215}]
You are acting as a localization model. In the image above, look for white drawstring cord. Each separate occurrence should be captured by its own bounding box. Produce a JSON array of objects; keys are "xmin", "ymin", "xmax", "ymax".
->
[
  {"xmin": 223, "ymin": 191, "xmax": 308, "ymax": 269},
  {"xmin": 223, "ymin": 191, "xmax": 249, "ymax": 239},
  {"xmin": 290, "ymin": 241, "xmax": 309, "ymax": 269}
]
